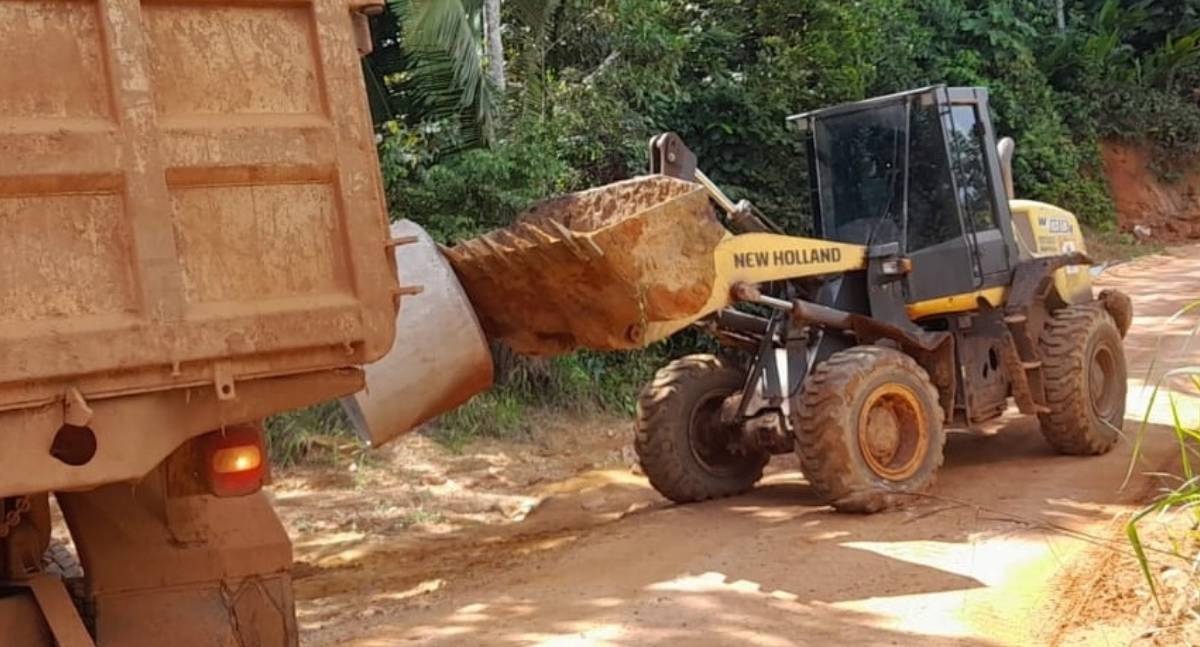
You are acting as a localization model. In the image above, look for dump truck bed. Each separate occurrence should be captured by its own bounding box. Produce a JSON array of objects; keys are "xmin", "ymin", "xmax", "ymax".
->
[{"xmin": 0, "ymin": 0, "xmax": 397, "ymax": 496}]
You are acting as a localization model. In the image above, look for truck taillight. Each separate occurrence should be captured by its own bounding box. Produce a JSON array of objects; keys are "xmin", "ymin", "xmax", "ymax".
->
[{"xmin": 202, "ymin": 425, "xmax": 266, "ymax": 497}]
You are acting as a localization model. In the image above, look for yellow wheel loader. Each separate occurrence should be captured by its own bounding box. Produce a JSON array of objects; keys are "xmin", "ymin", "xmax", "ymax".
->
[{"xmin": 447, "ymin": 85, "xmax": 1133, "ymax": 513}]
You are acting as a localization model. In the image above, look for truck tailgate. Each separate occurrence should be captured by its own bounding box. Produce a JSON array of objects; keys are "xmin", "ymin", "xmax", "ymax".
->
[{"xmin": 0, "ymin": 0, "xmax": 397, "ymax": 410}]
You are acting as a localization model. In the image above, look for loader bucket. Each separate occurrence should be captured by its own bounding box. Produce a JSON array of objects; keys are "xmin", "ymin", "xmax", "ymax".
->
[
  {"xmin": 445, "ymin": 176, "xmax": 730, "ymax": 357},
  {"xmin": 341, "ymin": 220, "xmax": 494, "ymax": 446}
]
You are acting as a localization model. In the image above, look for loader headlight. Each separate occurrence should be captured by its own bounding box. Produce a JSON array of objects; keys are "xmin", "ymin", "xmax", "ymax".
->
[{"xmin": 881, "ymin": 258, "xmax": 912, "ymax": 276}]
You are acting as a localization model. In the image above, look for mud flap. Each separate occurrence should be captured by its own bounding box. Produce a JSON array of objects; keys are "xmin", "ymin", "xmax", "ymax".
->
[
  {"xmin": 56, "ymin": 479, "xmax": 298, "ymax": 647},
  {"xmin": 341, "ymin": 220, "xmax": 494, "ymax": 446}
]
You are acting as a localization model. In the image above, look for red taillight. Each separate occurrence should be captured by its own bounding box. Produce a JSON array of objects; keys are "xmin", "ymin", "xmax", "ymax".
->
[{"xmin": 202, "ymin": 425, "xmax": 266, "ymax": 497}]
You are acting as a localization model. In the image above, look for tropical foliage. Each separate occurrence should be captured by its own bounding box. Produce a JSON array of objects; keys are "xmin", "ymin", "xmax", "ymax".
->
[{"xmin": 367, "ymin": 0, "xmax": 1200, "ymax": 238}]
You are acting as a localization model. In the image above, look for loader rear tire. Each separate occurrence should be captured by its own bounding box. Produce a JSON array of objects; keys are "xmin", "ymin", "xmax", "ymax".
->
[
  {"xmin": 1037, "ymin": 304, "xmax": 1126, "ymax": 455},
  {"xmin": 635, "ymin": 355, "xmax": 767, "ymax": 503},
  {"xmin": 793, "ymin": 346, "xmax": 945, "ymax": 513}
]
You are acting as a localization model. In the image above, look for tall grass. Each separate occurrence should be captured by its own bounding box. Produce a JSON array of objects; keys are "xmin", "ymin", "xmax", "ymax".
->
[
  {"xmin": 422, "ymin": 348, "xmax": 668, "ymax": 452},
  {"xmin": 264, "ymin": 401, "xmax": 363, "ymax": 467},
  {"xmin": 425, "ymin": 386, "xmax": 529, "ymax": 453},
  {"xmin": 1127, "ymin": 301, "xmax": 1200, "ymax": 604}
]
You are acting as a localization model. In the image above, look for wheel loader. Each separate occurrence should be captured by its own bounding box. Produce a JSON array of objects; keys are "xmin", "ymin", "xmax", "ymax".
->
[{"xmin": 446, "ymin": 85, "xmax": 1134, "ymax": 512}]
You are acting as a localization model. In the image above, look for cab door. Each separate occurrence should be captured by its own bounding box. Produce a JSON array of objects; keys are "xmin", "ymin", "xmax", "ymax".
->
[{"xmin": 904, "ymin": 88, "xmax": 1014, "ymax": 307}]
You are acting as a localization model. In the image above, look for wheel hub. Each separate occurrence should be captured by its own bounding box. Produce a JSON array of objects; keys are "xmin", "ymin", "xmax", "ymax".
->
[
  {"xmin": 857, "ymin": 384, "xmax": 928, "ymax": 481},
  {"xmin": 864, "ymin": 407, "xmax": 902, "ymax": 466},
  {"xmin": 688, "ymin": 391, "xmax": 750, "ymax": 476}
]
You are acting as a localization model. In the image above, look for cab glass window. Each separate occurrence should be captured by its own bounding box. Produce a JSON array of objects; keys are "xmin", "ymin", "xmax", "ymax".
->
[
  {"xmin": 945, "ymin": 104, "xmax": 998, "ymax": 233},
  {"xmin": 905, "ymin": 99, "xmax": 963, "ymax": 251}
]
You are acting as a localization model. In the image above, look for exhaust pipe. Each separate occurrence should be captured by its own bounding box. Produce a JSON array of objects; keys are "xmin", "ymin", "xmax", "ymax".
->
[{"xmin": 997, "ymin": 136, "xmax": 1015, "ymax": 200}]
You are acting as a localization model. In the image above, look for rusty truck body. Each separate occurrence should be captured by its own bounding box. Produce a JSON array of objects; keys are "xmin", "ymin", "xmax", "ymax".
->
[{"xmin": 0, "ymin": 1, "xmax": 404, "ymax": 644}]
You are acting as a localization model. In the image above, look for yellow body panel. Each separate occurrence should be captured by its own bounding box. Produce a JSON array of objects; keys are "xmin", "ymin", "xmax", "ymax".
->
[
  {"xmin": 1009, "ymin": 199, "xmax": 1092, "ymax": 305},
  {"xmin": 714, "ymin": 233, "xmax": 868, "ymax": 284},
  {"xmin": 644, "ymin": 233, "xmax": 868, "ymax": 342},
  {"xmin": 904, "ymin": 201, "xmax": 1092, "ymax": 319},
  {"xmin": 906, "ymin": 287, "xmax": 1008, "ymax": 320}
]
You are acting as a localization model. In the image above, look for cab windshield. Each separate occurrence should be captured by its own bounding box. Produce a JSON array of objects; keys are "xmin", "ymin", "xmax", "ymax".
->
[{"xmin": 812, "ymin": 94, "xmax": 963, "ymax": 252}]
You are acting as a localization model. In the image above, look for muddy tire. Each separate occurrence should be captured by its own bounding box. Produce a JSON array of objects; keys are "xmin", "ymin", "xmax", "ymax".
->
[
  {"xmin": 42, "ymin": 541, "xmax": 83, "ymax": 579},
  {"xmin": 1037, "ymin": 304, "xmax": 1127, "ymax": 455},
  {"xmin": 793, "ymin": 346, "xmax": 945, "ymax": 513},
  {"xmin": 635, "ymin": 355, "xmax": 768, "ymax": 503}
]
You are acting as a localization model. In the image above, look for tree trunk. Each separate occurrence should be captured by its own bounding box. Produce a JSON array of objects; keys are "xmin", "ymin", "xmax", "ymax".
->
[
  {"xmin": 484, "ymin": 0, "xmax": 506, "ymax": 92},
  {"xmin": 1055, "ymin": 0, "xmax": 1066, "ymax": 31}
]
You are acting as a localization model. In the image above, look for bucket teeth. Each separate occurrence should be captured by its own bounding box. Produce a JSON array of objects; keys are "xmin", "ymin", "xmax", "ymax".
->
[
  {"xmin": 444, "ymin": 175, "xmax": 727, "ymax": 356},
  {"xmin": 478, "ymin": 236, "xmax": 513, "ymax": 264}
]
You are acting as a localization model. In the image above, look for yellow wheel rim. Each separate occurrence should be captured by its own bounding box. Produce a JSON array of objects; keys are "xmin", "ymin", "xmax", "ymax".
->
[{"xmin": 856, "ymin": 384, "xmax": 928, "ymax": 481}]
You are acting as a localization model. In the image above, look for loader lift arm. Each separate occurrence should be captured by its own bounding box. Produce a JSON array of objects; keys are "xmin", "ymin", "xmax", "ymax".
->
[{"xmin": 649, "ymin": 133, "xmax": 786, "ymax": 235}]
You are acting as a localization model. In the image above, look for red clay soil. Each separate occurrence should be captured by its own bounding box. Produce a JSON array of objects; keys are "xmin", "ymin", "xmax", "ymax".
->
[
  {"xmin": 444, "ymin": 176, "xmax": 728, "ymax": 357},
  {"xmin": 1103, "ymin": 143, "xmax": 1200, "ymax": 241}
]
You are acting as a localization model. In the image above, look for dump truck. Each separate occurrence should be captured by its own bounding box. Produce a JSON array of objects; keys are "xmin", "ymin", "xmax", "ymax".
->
[
  {"xmin": 447, "ymin": 86, "xmax": 1133, "ymax": 513},
  {"xmin": 0, "ymin": 1, "xmax": 488, "ymax": 644}
]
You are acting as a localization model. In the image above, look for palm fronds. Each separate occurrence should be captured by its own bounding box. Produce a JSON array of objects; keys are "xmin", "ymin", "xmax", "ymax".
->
[{"xmin": 363, "ymin": 0, "xmax": 496, "ymax": 149}]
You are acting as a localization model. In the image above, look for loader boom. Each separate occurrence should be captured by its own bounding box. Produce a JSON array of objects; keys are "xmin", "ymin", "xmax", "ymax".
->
[{"xmin": 642, "ymin": 234, "xmax": 868, "ymax": 345}]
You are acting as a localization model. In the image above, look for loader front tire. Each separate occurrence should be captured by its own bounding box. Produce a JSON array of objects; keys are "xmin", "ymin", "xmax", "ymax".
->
[
  {"xmin": 1037, "ymin": 304, "xmax": 1126, "ymax": 455},
  {"xmin": 635, "ymin": 355, "xmax": 767, "ymax": 503},
  {"xmin": 794, "ymin": 346, "xmax": 945, "ymax": 513}
]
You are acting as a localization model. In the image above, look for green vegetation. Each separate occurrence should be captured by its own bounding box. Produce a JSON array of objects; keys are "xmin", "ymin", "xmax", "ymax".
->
[
  {"xmin": 264, "ymin": 402, "xmax": 367, "ymax": 467},
  {"xmin": 369, "ymin": 0, "xmax": 1200, "ymax": 238},
  {"xmin": 425, "ymin": 347, "xmax": 673, "ymax": 451}
]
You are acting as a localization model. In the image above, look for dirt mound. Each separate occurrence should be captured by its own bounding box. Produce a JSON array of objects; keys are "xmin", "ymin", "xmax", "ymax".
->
[
  {"xmin": 1102, "ymin": 143, "xmax": 1200, "ymax": 241},
  {"xmin": 445, "ymin": 176, "xmax": 729, "ymax": 356},
  {"xmin": 518, "ymin": 175, "xmax": 701, "ymax": 231}
]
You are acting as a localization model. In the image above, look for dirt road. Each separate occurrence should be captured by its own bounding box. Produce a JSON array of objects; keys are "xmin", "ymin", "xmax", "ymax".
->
[{"xmin": 294, "ymin": 248, "xmax": 1200, "ymax": 646}]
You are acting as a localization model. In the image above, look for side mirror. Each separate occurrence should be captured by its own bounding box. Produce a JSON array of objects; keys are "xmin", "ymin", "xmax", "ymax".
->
[{"xmin": 997, "ymin": 136, "xmax": 1015, "ymax": 200}]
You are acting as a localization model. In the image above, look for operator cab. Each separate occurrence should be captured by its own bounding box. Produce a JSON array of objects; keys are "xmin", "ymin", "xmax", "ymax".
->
[{"xmin": 789, "ymin": 86, "xmax": 1018, "ymax": 307}]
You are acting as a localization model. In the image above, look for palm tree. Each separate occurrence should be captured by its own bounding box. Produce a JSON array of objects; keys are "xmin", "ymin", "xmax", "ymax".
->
[
  {"xmin": 484, "ymin": 0, "xmax": 506, "ymax": 92},
  {"xmin": 364, "ymin": 0, "xmax": 560, "ymax": 148},
  {"xmin": 380, "ymin": 0, "xmax": 496, "ymax": 146}
]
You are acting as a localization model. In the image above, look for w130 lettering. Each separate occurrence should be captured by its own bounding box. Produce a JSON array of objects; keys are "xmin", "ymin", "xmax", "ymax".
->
[
  {"xmin": 733, "ymin": 247, "xmax": 842, "ymax": 269},
  {"xmin": 1038, "ymin": 216, "xmax": 1074, "ymax": 234}
]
